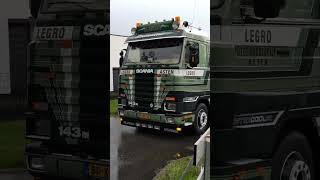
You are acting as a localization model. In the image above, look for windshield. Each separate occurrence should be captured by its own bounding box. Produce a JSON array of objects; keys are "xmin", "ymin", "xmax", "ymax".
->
[
  {"xmin": 211, "ymin": 0, "xmax": 225, "ymax": 9},
  {"xmin": 41, "ymin": 0, "xmax": 108, "ymax": 13},
  {"xmin": 125, "ymin": 38, "xmax": 183, "ymax": 65}
]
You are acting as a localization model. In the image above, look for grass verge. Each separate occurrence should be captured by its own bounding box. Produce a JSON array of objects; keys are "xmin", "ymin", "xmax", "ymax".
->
[
  {"xmin": 110, "ymin": 99, "xmax": 118, "ymax": 115},
  {"xmin": 0, "ymin": 120, "xmax": 25, "ymax": 169},
  {"xmin": 154, "ymin": 156, "xmax": 200, "ymax": 180}
]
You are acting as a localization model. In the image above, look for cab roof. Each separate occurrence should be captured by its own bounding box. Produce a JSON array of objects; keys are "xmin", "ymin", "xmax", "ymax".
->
[{"xmin": 126, "ymin": 19, "xmax": 209, "ymax": 43}]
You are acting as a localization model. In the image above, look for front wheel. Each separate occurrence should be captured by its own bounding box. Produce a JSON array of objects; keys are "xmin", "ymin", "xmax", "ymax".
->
[
  {"xmin": 271, "ymin": 132, "xmax": 314, "ymax": 180},
  {"xmin": 193, "ymin": 103, "xmax": 209, "ymax": 135}
]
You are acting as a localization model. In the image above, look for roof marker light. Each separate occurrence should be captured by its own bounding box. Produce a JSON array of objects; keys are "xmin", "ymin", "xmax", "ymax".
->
[
  {"xmin": 175, "ymin": 16, "xmax": 181, "ymax": 23},
  {"xmin": 136, "ymin": 22, "xmax": 142, "ymax": 28}
]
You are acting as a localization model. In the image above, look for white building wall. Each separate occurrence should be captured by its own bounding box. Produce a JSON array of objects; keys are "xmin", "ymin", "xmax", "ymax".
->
[{"xmin": 0, "ymin": 1, "xmax": 29, "ymax": 94}]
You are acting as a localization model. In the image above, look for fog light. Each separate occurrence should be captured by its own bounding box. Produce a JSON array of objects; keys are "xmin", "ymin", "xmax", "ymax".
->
[
  {"xmin": 30, "ymin": 157, "xmax": 45, "ymax": 170},
  {"xmin": 167, "ymin": 118, "xmax": 174, "ymax": 124},
  {"xmin": 119, "ymin": 110, "xmax": 124, "ymax": 117},
  {"xmin": 176, "ymin": 127, "xmax": 182, "ymax": 132}
]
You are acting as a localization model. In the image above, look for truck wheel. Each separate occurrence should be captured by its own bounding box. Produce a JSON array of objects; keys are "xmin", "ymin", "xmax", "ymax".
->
[
  {"xmin": 193, "ymin": 103, "xmax": 209, "ymax": 135},
  {"xmin": 271, "ymin": 132, "xmax": 314, "ymax": 180}
]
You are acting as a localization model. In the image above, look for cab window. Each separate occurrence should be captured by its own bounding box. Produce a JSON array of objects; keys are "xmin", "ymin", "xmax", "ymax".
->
[
  {"xmin": 185, "ymin": 41, "xmax": 200, "ymax": 68},
  {"xmin": 232, "ymin": 0, "xmax": 315, "ymax": 19},
  {"xmin": 199, "ymin": 44, "xmax": 208, "ymax": 67},
  {"xmin": 279, "ymin": 0, "xmax": 314, "ymax": 18}
]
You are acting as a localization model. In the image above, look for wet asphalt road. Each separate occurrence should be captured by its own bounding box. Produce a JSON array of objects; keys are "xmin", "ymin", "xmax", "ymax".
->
[
  {"xmin": 0, "ymin": 172, "xmax": 32, "ymax": 180},
  {"xmin": 110, "ymin": 116, "xmax": 199, "ymax": 180}
]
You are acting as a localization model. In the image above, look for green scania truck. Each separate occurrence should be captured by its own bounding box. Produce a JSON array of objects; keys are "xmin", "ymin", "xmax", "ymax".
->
[
  {"xmin": 211, "ymin": 0, "xmax": 320, "ymax": 179},
  {"xmin": 118, "ymin": 17, "xmax": 210, "ymax": 134}
]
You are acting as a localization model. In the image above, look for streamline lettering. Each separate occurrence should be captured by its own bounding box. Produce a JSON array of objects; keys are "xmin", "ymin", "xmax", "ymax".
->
[
  {"xmin": 37, "ymin": 27, "xmax": 65, "ymax": 39},
  {"xmin": 245, "ymin": 29, "xmax": 272, "ymax": 43},
  {"xmin": 136, "ymin": 69, "xmax": 154, "ymax": 73}
]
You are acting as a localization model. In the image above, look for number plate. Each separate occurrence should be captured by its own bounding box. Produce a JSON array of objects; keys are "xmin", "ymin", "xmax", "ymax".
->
[
  {"xmin": 88, "ymin": 164, "xmax": 109, "ymax": 178},
  {"xmin": 137, "ymin": 112, "xmax": 151, "ymax": 120}
]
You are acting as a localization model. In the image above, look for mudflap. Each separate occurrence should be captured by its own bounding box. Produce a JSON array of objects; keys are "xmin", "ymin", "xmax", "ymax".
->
[{"xmin": 212, "ymin": 159, "xmax": 271, "ymax": 180}]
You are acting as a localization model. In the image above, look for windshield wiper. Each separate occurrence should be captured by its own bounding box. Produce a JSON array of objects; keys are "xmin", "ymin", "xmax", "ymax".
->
[
  {"xmin": 126, "ymin": 60, "xmax": 140, "ymax": 66},
  {"xmin": 211, "ymin": 0, "xmax": 225, "ymax": 10},
  {"xmin": 49, "ymin": 1, "xmax": 91, "ymax": 10}
]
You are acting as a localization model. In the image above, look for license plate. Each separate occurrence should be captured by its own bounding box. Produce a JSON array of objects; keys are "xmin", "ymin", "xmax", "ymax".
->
[
  {"xmin": 137, "ymin": 112, "xmax": 151, "ymax": 120},
  {"xmin": 88, "ymin": 164, "xmax": 109, "ymax": 178}
]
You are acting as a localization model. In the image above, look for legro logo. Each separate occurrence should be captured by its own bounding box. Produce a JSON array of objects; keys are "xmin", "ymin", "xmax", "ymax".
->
[{"xmin": 83, "ymin": 24, "xmax": 109, "ymax": 36}]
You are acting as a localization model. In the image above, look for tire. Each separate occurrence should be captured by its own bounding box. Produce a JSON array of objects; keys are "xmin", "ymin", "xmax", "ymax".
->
[
  {"xmin": 271, "ymin": 131, "xmax": 314, "ymax": 180},
  {"xmin": 193, "ymin": 103, "xmax": 209, "ymax": 135}
]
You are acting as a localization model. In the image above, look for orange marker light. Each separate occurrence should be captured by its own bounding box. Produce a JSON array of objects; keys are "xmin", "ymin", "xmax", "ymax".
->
[
  {"xmin": 175, "ymin": 16, "xmax": 181, "ymax": 23},
  {"xmin": 136, "ymin": 22, "xmax": 142, "ymax": 28}
]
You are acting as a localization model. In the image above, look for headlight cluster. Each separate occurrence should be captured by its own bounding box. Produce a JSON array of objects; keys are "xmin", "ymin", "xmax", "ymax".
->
[
  {"xmin": 165, "ymin": 102, "xmax": 176, "ymax": 112},
  {"xmin": 164, "ymin": 96, "xmax": 176, "ymax": 112},
  {"xmin": 183, "ymin": 96, "xmax": 199, "ymax": 103}
]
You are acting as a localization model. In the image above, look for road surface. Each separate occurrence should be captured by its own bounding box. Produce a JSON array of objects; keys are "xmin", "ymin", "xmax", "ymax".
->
[
  {"xmin": 110, "ymin": 116, "xmax": 199, "ymax": 180},
  {"xmin": 0, "ymin": 170, "xmax": 32, "ymax": 180}
]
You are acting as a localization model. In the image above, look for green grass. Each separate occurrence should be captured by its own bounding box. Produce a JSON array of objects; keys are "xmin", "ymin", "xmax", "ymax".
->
[
  {"xmin": 0, "ymin": 120, "xmax": 26, "ymax": 169},
  {"xmin": 154, "ymin": 156, "xmax": 200, "ymax": 180},
  {"xmin": 110, "ymin": 100, "xmax": 118, "ymax": 115}
]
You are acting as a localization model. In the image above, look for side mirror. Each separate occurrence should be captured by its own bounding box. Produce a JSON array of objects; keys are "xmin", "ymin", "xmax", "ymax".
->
[
  {"xmin": 30, "ymin": 0, "xmax": 41, "ymax": 18},
  {"xmin": 119, "ymin": 49, "xmax": 126, "ymax": 67},
  {"xmin": 253, "ymin": 0, "xmax": 285, "ymax": 18},
  {"xmin": 189, "ymin": 46, "xmax": 199, "ymax": 68}
]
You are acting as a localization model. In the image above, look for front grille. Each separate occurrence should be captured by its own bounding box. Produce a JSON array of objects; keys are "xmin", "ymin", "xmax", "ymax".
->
[
  {"xmin": 135, "ymin": 72, "xmax": 154, "ymax": 111},
  {"xmin": 28, "ymin": 17, "xmax": 109, "ymax": 158}
]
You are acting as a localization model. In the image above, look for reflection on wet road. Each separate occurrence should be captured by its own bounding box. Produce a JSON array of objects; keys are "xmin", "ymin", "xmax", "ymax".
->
[{"xmin": 110, "ymin": 116, "xmax": 199, "ymax": 180}]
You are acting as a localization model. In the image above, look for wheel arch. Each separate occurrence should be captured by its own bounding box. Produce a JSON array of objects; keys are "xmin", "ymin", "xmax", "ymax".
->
[
  {"xmin": 273, "ymin": 115, "xmax": 320, "ymax": 177},
  {"xmin": 196, "ymin": 96, "xmax": 210, "ymax": 110}
]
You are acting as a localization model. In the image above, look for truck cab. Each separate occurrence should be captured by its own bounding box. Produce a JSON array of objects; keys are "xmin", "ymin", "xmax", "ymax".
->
[
  {"xmin": 25, "ymin": 0, "xmax": 109, "ymax": 179},
  {"xmin": 211, "ymin": 0, "xmax": 320, "ymax": 179},
  {"xmin": 118, "ymin": 17, "xmax": 210, "ymax": 134}
]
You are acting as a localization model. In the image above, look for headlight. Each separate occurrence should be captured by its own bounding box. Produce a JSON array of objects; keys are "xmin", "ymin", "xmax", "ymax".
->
[
  {"xmin": 165, "ymin": 102, "xmax": 176, "ymax": 112},
  {"xmin": 183, "ymin": 96, "xmax": 199, "ymax": 103},
  {"xmin": 29, "ymin": 157, "xmax": 45, "ymax": 170}
]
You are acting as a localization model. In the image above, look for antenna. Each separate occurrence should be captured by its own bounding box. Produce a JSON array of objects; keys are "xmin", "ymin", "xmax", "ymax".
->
[{"xmin": 191, "ymin": 0, "xmax": 198, "ymax": 24}]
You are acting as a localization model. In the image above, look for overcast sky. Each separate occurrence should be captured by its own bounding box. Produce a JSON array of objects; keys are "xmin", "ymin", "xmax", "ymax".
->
[{"xmin": 110, "ymin": 0, "xmax": 210, "ymax": 36}]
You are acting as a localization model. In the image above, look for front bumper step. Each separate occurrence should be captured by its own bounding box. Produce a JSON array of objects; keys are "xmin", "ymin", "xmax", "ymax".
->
[{"xmin": 120, "ymin": 118, "xmax": 188, "ymax": 133}]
